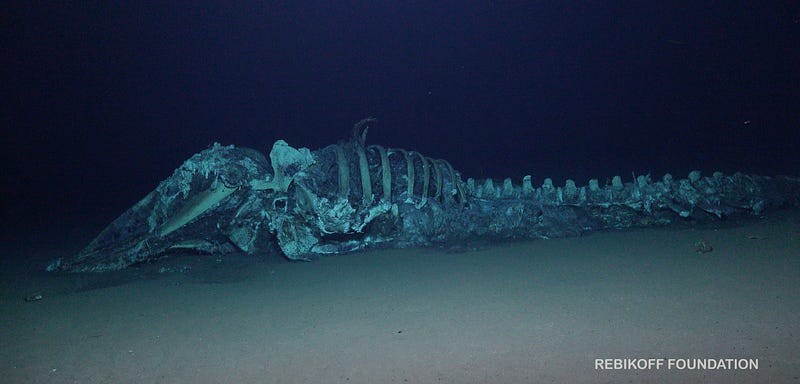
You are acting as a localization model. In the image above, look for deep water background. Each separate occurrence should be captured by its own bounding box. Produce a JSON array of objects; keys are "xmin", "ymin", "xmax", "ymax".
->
[{"xmin": 2, "ymin": 1, "xmax": 799, "ymax": 240}]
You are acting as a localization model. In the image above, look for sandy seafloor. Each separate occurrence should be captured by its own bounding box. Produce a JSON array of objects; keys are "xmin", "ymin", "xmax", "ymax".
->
[{"xmin": 1, "ymin": 209, "xmax": 798, "ymax": 384}]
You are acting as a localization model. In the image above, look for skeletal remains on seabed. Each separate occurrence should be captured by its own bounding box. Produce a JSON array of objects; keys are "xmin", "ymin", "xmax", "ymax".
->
[{"xmin": 49, "ymin": 118, "xmax": 800, "ymax": 273}]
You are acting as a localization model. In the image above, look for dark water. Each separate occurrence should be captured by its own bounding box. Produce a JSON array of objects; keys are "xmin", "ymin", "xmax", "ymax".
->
[{"xmin": 3, "ymin": 2, "xmax": 799, "ymax": 242}]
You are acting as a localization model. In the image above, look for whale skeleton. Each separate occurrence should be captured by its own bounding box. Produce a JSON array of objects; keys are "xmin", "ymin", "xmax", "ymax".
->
[{"xmin": 49, "ymin": 119, "xmax": 800, "ymax": 272}]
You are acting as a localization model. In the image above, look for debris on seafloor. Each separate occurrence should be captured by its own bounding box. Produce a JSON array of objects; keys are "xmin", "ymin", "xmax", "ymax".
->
[
  {"xmin": 24, "ymin": 293, "xmax": 43, "ymax": 302},
  {"xmin": 694, "ymin": 239, "xmax": 713, "ymax": 254}
]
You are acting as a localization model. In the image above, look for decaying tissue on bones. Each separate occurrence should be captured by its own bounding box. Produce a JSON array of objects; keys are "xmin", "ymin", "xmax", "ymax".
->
[{"xmin": 48, "ymin": 118, "xmax": 800, "ymax": 273}]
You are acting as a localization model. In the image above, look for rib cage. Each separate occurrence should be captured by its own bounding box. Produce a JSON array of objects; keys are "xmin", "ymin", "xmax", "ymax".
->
[{"xmin": 322, "ymin": 118, "xmax": 466, "ymax": 213}]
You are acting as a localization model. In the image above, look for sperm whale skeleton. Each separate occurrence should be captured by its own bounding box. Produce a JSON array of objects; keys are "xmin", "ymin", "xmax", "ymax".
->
[{"xmin": 49, "ymin": 119, "xmax": 800, "ymax": 272}]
